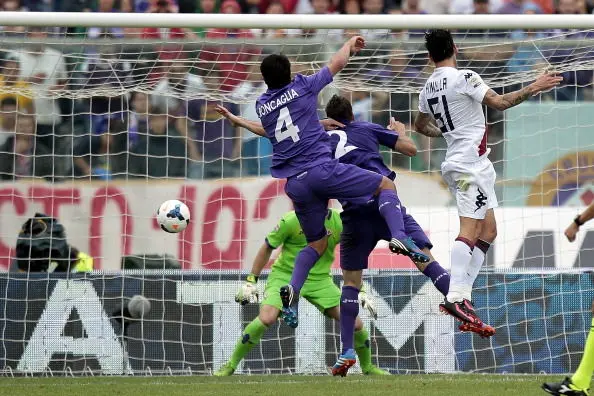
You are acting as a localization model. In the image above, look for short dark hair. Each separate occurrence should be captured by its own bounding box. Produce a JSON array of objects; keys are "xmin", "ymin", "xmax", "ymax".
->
[
  {"xmin": 325, "ymin": 94, "xmax": 354, "ymax": 122},
  {"xmin": 0, "ymin": 97, "xmax": 17, "ymax": 108},
  {"xmin": 425, "ymin": 29, "xmax": 455, "ymax": 63},
  {"xmin": 260, "ymin": 54, "xmax": 291, "ymax": 89}
]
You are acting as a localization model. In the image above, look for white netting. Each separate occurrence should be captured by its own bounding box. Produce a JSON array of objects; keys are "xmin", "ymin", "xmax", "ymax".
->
[{"xmin": 0, "ymin": 15, "xmax": 593, "ymax": 376}]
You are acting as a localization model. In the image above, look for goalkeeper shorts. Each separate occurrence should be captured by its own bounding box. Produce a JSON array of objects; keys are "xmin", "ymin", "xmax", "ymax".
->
[{"xmin": 262, "ymin": 271, "xmax": 341, "ymax": 314}]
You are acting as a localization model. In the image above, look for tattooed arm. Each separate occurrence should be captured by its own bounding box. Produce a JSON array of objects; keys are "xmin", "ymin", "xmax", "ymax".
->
[
  {"xmin": 482, "ymin": 72, "xmax": 563, "ymax": 111},
  {"xmin": 414, "ymin": 111, "xmax": 443, "ymax": 138}
]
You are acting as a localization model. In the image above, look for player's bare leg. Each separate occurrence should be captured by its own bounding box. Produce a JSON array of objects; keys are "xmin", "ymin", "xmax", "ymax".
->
[
  {"xmin": 215, "ymin": 305, "xmax": 279, "ymax": 376},
  {"xmin": 280, "ymin": 236, "xmax": 329, "ymax": 328},
  {"xmin": 375, "ymin": 178, "xmax": 430, "ymax": 263}
]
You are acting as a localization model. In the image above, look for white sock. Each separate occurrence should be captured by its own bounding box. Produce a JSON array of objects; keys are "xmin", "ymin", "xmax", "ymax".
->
[
  {"xmin": 447, "ymin": 240, "xmax": 474, "ymax": 303},
  {"xmin": 466, "ymin": 248, "xmax": 485, "ymax": 289}
]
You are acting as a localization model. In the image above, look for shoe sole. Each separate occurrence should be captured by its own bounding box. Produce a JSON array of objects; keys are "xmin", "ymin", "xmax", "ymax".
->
[
  {"xmin": 439, "ymin": 303, "xmax": 483, "ymax": 326},
  {"xmin": 459, "ymin": 322, "xmax": 496, "ymax": 338},
  {"xmin": 331, "ymin": 358, "xmax": 356, "ymax": 377},
  {"xmin": 389, "ymin": 239, "xmax": 430, "ymax": 263}
]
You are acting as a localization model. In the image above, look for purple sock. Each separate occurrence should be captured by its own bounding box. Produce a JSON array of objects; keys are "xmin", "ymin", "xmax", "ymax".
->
[
  {"xmin": 377, "ymin": 190, "xmax": 406, "ymax": 239},
  {"xmin": 289, "ymin": 246, "xmax": 320, "ymax": 294},
  {"xmin": 422, "ymin": 261, "xmax": 450, "ymax": 297},
  {"xmin": 340, "ymin": 286, "xmax": 360, "ymax": 354}
]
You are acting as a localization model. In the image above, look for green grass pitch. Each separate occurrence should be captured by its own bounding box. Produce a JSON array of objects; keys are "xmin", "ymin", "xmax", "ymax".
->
[{"xmin": 1, "ymin": 374, "xmax": 560, "ymax": 396}]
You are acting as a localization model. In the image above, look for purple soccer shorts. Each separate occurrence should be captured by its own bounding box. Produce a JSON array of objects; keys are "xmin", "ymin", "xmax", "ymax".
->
[
  {"xmin": 284, "ymin": 159, "xmax": 383, "ymax": 243},
  {"xmin": 340, "ymin": 203, "xmax": 432, "ymax": 271}
]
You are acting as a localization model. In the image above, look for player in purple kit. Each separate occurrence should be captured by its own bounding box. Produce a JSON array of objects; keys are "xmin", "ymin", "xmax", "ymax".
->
[
  {"xmin": 320, "ymin": 95, "xmax": 493, "ymax": 376},
  {"xmin": 218, "ymin": 94, "xmax": 494, "ymax": 376},
  {"xmin": 254, "ymin": 36, "xmax": 430, "ymax": 328}
]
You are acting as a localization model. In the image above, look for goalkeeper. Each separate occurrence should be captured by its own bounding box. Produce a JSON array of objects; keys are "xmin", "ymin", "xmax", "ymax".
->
[
  {"xmin": 215, "ymin": 208, "xmax": 388, "ymax": 376},
  {"xmin": 542, "ymin": 205, "xmax": 594, "ymax": 396}
]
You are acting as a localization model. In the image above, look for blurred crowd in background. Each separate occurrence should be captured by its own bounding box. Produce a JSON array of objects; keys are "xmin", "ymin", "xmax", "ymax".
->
[
  {"xmin": 0, "ymin": 0, "xmax": 592, "ymax": 182},
  {"xmin": 0, "ymin": 0, "xmax": 592, "ymax": 17}
]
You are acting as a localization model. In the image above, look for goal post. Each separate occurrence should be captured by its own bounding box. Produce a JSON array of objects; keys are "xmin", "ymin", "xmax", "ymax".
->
[
  {"xmin": 0, "ymin": 12, "xmax": 594, "ymax": 29},
  {"xmin": 0, "ymin": 14, "xmax": 593, "ymax": 376}
]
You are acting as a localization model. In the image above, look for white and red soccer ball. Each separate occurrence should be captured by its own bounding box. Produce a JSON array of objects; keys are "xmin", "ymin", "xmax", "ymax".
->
[{"xmin": 156, "ymin": 200, "xmax": 190, "ymax": 233}]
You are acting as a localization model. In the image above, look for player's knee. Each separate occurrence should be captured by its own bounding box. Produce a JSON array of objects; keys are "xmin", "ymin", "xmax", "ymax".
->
[
  {"xmin": 342, "ymin": 269, "xmax": 363, "ymax": 288},
  {"xmin": 343, "ymin": 279, "xmax": 359, "ymax": 288},
  {"xmin": 308, "ymin": 236, "xmax": 328, "ymax": 255},
  {"xmin": 259, "ymin": 307, "xmax": 279, "ymax": 326},
  {"xmin": 259, "ymin": 313, "xmax": 277, "ymax": 327},
  {"xmin": 354, "ymin": 316, "xmax": 364, "ymax": 331},
  {"xmin": 480, "ymin": 223, "xmax": 497, "ymax": 242},
  {"xmin": 458, "ymin": 217, "xmax": 480, "ymax": 242},
  {"xmin": 378, "ymin": 176, "xmax": 396, "ymax": 191}
]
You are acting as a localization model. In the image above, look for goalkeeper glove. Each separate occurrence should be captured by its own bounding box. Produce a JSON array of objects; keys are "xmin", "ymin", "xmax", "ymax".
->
[
  {"xmin": 235, "ymin": 274, "xmax": 259, "ymax": 305},
  {"xmin": 359, "ymin": 286, "xmax": 377, "ymax": 319}
]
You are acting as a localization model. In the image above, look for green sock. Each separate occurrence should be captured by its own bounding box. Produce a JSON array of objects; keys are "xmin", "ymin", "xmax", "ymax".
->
[
  {"xmin": 228, "ymin": 317, "xmax": 268, "ymax": 370},
  {"xmin": 572, "ymin": 318, "xmax": 594, "ymax": 390},
  {"xmin": 354, "ymin": 328, "xmax": 372, "ymax": 371}
]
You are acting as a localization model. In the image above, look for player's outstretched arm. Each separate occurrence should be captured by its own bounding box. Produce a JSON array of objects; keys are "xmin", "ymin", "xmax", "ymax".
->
[
  {"xmin": 482, "ymin": 72, "xmax": 563, "ymax": 111},
  {"xmin": 251, "ymin": 242, "xmax": 274, "ymax": 277},
  {"xmin": 320, "ymin": 118, "xmax": 345, "ymax": 131},
  {"xmin": 235, "ymin": 242, "xmax": 274, "ymax": 305},
  {"xmin": 214, "ymin": 105, "xmax": 266, "ymax": 137},
  {"xmin": 565, "ymin": 203, "xmax": 594, "ymax": 242},
  {"xmin": 414, "ymin": 111, "xmax": 443, "ymax": 138},
  {"xmin": 327, "ymin": 36, "xmax": 365, "ymax": 76},
  {"xmin": 387, "ymin": 117, "xmax": 417, "ymax": 156}
]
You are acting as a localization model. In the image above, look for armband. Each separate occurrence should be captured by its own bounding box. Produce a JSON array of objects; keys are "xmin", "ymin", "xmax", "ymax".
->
[{"xmin": 574, "ymin": 215, "xmax": 584, "ymax": 227}]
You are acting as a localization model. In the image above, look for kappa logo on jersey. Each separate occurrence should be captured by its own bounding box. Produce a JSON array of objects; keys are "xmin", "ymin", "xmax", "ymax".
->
[
  {"xmin": 474, "ymin": 188, "xmax": 488, "ymax": 212},
  {"xmin": 464, "ymin": 72, "xmax": 482, "ymax": 88}
]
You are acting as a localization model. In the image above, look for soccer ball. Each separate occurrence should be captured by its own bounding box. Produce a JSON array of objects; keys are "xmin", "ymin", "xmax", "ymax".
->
[
  {"xmin": 156, "ymin": 200, "xmax": 190, "ymax": 233},
  {"xmin": 127, "ymin": 295, "xmax": 151, "ymax": 319}
]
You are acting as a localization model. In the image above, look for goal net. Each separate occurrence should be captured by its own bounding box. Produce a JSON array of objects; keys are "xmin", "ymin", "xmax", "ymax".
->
[{"xmin": 1, "ymin": 14, "xmax": 594, "ymax": 376}]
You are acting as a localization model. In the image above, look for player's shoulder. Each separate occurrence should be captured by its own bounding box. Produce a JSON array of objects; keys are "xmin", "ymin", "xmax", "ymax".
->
[
  {"xmin": 457, "ymin": 69, "xmax": 483, "ymax": 84},
  {"xmin": 278, "ymin": 211, "xmax": 302, "ymax": 233},
  {"xmin": 350, "ymin": 120, "xmax": 382, "ymax": 134},
  {"xmin": 292, "ymin": 73, "xmax": 308, "ymax": 85},
  {"xmin": 280, "ymin": 210, "xmax": 298, "ymax": 224}
]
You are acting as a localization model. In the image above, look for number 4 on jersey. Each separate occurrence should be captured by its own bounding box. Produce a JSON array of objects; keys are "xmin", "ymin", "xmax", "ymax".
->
[{"xmin": 275, "ymin": 107, "xmax": 300, "ymax": 143}]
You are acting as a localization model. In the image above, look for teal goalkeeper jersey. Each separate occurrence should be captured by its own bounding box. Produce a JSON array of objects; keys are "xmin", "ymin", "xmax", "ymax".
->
[{"xmin": 265, "ymin": 209, "xmax": 342, "ymax": 281}]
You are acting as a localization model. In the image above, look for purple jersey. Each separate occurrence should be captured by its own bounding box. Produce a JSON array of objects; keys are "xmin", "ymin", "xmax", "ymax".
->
[
  {"xmin": 256, "ymin": 67, "xmax": 334, "ymax": 178},
  {"xmin": 328, "ymin": 120, "xmax": 398, "ymax": 181}
]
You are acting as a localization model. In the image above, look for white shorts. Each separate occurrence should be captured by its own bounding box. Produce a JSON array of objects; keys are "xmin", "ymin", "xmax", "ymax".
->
[{"xmin": 441, "ymin": 156, "xmax": 498, "ymax": 220}]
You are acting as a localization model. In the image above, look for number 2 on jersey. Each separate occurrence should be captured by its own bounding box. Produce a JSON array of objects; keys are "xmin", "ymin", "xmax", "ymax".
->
[
  {"xmin": 328, "ymin": 130, "xmax": 357, "ymax": 159},
  {"xmin": 427, "ymin": 95, "xmax": 455, "ymax": 133},
  {"xmin": 275, "ymin": 107, "xmax": 300, "ymax": 143}
]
